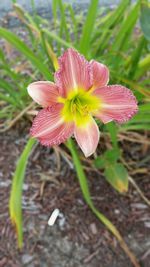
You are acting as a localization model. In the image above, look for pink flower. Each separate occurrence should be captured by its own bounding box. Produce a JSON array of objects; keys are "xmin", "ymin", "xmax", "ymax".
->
[{"xmin": 27, "ymin": 48, "xmax": 138, "ymax": 157}]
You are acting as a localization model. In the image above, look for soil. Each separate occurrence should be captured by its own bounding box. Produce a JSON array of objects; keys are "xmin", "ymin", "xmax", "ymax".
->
[{"xmin": 0, "ymin": 121, "xmax": 150, "ymax": 267}]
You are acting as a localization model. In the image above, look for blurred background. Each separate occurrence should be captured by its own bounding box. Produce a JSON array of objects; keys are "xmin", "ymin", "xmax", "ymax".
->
[{"xmin": 0, "ymin": 0, "xmax": 150, "ymax": 267}]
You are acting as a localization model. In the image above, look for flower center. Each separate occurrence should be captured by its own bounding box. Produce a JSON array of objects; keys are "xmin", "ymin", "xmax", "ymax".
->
[{"xmin": 59, "ymin": 90, "xmax": 100, "ymax": 126}]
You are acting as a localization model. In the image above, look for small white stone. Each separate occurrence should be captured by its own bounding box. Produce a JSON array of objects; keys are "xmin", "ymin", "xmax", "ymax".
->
[
  {"xmin": 114, "ymin": 209, "xmax": 120, "ymax": 214},
  {"xmin": 48, "ymin": 209, "xmax": 60, "ymax": 226}
]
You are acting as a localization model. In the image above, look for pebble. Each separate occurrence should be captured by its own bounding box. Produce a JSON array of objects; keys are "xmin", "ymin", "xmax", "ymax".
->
[{"xmin": 22, "ymin": 254, "xmax": 34, "ymax": 265}]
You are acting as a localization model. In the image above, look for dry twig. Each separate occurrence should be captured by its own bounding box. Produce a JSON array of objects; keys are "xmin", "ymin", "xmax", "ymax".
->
[
  {"xmin": 0, "ymin": 102, "xmax": 35, "ymax": 133},
  {"xmin": 128, "ymin": 176, "xmax": 150, "ymax": 207}
]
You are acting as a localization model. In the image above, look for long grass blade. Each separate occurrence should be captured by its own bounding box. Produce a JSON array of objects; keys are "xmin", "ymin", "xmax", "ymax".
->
[
  {"xmin": 94, "ymin": 0, "xmax": 130, "ymax": 54},
  {"xmin": 127, "ymin": 36, "xmax": 146, "ymax": 79},
  {"xmin": 0, "ymin": 80, "xmax": 22, "ymax": 107},
  {"xmin": 52, "ymin": 0, "xmax": 58, "ymax": 27},
  {"xmin": 79, "ymin": 0, "xmax": 99, "ymax": 55},
  {"xmin": 109, "ymin": 1, "xmax": 140, "ymax": 70},
  {"xmin": 135, "ymin": 54, "xmax": 150, "ymax": 79},
  {"xmin": 0, "ymin": 27, "xmax": 52, "ymax": 80},
  {"xmin": 58, "ymin": 0, "xmax": 70, "ymax": 42},
  {"xmin": 9, "ymin": 138, "xmax": 37, "ymax": 248},
  {"xmin": 43, "ymin": 29, "xmax": 73, "ymax": 49},
  {"xmin": 140, "ymin": 0, "xmax": 150, "ymax": 41},
  {"xmin": 111, "ymin": 2, "xmax": 140, "ymax": 52}
]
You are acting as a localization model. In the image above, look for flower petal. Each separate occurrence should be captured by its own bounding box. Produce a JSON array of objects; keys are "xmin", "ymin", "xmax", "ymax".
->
[
  {"xmin": 74, "ymin": 117, "xmax": 100, "ymax": 157},
  {"xmin": 93, "ymin": 85, "xmax": 138, "ymax": 124},
  {"xmin": 27, "ymin": 81, "xmax": 59, "ymax": 107},
  {"xmin": 30, "ymin": 104, "xmax": 74, "ymax": 146},
  {"xmin": 90, "ymin": 60, "xmax": 109, "ymax": 89},
  {"xmin": 55, "ymin": 48, "xmax": 92, "ymax": 97}
]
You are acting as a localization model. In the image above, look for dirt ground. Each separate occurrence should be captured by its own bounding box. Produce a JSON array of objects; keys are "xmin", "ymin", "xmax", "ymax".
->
[{"xmin": 0, "ymin": 121, "xmax": 150, "ymax": 267}]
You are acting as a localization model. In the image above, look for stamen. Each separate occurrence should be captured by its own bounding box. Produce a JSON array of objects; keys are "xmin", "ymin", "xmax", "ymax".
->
[
  {"xmin": 61, "ymin": 89, "xmax": 100, "ymax": 124},
  {"xmin": 71, "ymin": 103, "xmax": 77, "ymax": 113}
]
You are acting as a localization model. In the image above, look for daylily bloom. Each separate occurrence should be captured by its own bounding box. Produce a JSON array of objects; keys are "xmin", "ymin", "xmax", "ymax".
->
[{"xmin": 27, "ymin": 48, "xmax": 138, "ymax": 157}]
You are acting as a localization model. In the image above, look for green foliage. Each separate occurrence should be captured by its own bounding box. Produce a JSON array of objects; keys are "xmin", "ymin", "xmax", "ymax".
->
[
  {"xmin": 9, "ymin": 138, "xmax": 36, "ymax": 248},
  {"xmin": 140, "ymin": 0, "xmax": 150, "ymax": 41},
  {"xmin": 111, "ymin": 1, "xmax": 140, "ymax": 52},
  {"xmin": 0, "ymin": 28, "xmax": 52, "ymax": 80},
  {"xmin": 94, "ymin": 148, "xmax": 120, "ymax": 168},
  {"xmin": 104, "ymin": 163, "xmax": 129, "ymax": 193},
  {"xmin": 94, "ymin": 148, "xmax": 129, "ymax": 193},
  {"xmin": 127, "ymin": 36, "xmax": 146, "ymax": 79},
  {"xmin": 92, "ymin": 0, "xmax": 131, "ymax": 54},
  {"xmin": 106, "ymin": 122, "xmax": 118, "ymax": 149},
  {"xmin": 79, "ymin": 0, "xmax": 99, "ymax": 55},
  {"xmin": 120, "ymin": 103, "xmax": 150, "ymax": 131}
]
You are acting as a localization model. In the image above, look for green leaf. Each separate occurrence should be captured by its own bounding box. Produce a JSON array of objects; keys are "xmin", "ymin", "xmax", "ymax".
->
[
  {"xmin": 128, "ymin": 36, "xmax": 146, "ymax": 79},
  {"xmin": 140, "ymin": 1, "xmax": 150, "ymax": 41},
  {"xmin": 94, "ymin": 148, "xmax": 120, "ymax": 169},
  {"xmin": 94, "ymin": 156, "xmax": 106, "ymax": 169},
  {"xmin": 104, "ymin": 163, "xmax": 129, "ymax": 193},
  {"xmin": 105, "ymin": 148, "xmax": 120, "ymax": 164},
  {"xmin": 58, "ymin": 0, "xmax": 70, "ymax": 42},
  {"xmin": 52, "ymin": 0, "xmax": 58, "ymax": 27},
  {"xmin": 119, "ymin": 102, "xmax": 150, "ymax": 131},
  {"xmin": 111, "ymin": 2, "xmax": 140, "ymax": 52},
  {"xmin": 0, "ymin": 92, "xmax": 17, "ymax": 105},
  {"xmin": 139, "ymin": 103, "xmax": 150, "ymax": 112},
  {"xmin": 109, "ymin": 1, "xmax": 140, "ymax": 70},
  {"xmin": 127, "ymin": 112, "xmax": 150, "ymax": 123},
  {"xmin": 0, "ymin": 80, "xmax": 22, "ymax": 107},
  {"xmin": 135, "ymin": 54, "xmax": 150, "ymax": 78},
  {"xmin": 9, "ymin": 138, "xmax": 37, "ymax": 248},
  {"xmin": 79, "ymin": 0, "xmax": 99, "ymax": 55},
  {"xmin": 0, "ymin": 47, "xmax": 5, "ymax": 61},
  {"xmin": 68, "ymin": 4, "xmax": 78, "ymax": 45},
  {"xmin": 0, "ymin": 27, "xmax": 52, "ymax": 80},
  {"xmin": 94, "ymin": 0, "xmax": 130, "ymax": 54},
  {"xmin": 13, "ymin": 3, "xmax": 28, "ymax": 24},
  {"xmin": 106, "ymin": 122, "xmax": 118, "ymax": 149},
  {"xmin": 43, "ymin": 29, "xmax": 73, "ymax": 49}
]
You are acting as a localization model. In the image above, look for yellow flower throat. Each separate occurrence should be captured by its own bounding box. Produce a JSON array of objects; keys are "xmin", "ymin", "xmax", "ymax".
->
[{"xmin": 58, "ymin": 89, "xmax": 100, "ymax": 126}]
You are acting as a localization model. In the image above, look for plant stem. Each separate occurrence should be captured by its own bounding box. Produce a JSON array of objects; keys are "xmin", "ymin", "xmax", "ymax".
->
[{"xmin": 67, "ymin": 138, "xmax": 140, "ymax": 267}]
